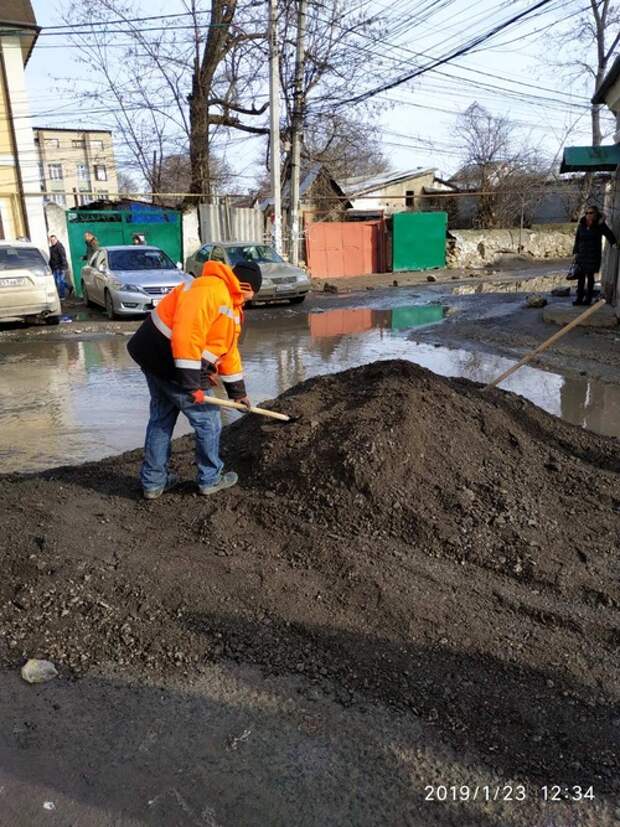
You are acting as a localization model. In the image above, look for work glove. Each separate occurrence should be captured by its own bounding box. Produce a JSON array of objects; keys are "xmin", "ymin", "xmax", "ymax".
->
[
  {"xmin": 191, "ymin": 389, "xmax": 207, "ymax": 404},
  {"xmin": 236, "ymin": 396, "xmax": 252, "ymax": 409}
]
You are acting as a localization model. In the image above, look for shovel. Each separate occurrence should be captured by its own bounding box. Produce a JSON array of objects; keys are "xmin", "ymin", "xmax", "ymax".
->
[
  {"xmin": 199, "ymin": 395, "xmax": 292, "ymax": 422},
  {"xmin": 482, "ymin": 298, "xmax": 606, "ymax": 392}
]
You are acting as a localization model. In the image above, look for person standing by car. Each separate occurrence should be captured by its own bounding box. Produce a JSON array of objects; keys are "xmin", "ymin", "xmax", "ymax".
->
[
  {"xmin": 48, "ymin": 234, "xmax": 69, "ymax": 299},
  {"xmin": 572, "ymin": 205, "xmax": 617, "ymax": 306},
  {"xmin": 127, "ymin": 259, "xmax": 260, "ymax": 499},
  {"xmin": 82, "ymin": 231, "xmax": 99, "ymax": 262}
]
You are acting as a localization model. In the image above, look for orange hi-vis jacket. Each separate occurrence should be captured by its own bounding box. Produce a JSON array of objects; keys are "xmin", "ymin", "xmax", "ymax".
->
[{"xmin": 127, "ymin": 260, "xmax": 247, "ymax": 399}]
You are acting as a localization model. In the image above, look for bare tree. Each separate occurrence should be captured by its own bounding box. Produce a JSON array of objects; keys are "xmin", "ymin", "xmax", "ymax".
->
[
  {"xmin": 63, "ymin": 0, "xmax": 268, "ymax": 201},
  {"xmin": 567, "ymin": 0, "xmax": 620, "ymax": 146},
  {"xmin": 275, "ymin": 0, "xmax": 386, "ymax": 184},
  {"xmin": 301, "ymin": 114, "xmax": 390, "ymax": 180},
  {"xmin": 116, "ymin": 169, "xmax": 140, "ymax": 196},
  {"xmin": 454, "ymin": 103, "xmax": 549, "ymax": 229},
  {"xmin": 554, "ymin": 0, "xmax": 620, "ymax": 207},
  {"xmin": 158, "ymin": 152, "xmax": 232, "ymax": 206}
]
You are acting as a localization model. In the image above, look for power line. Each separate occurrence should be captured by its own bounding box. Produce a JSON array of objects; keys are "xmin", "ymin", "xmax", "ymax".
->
[{"xmin": 315, "ymin": 0, "xmax": 572, "ymax": 109}]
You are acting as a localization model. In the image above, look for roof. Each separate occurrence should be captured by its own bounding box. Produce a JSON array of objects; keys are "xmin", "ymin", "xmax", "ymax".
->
[
  {"xmin": 260, "ymin": 162, "xmax": 349, "ymax": 209},
  {"xmin": 340, "ymin": 168, "xmax": 436, "ymax": 196},
  {"xmin": 0, "ymin": 0, "xmax": 40, "ymax": 65},
  {"xmin": 560, "ymin": 144, "xmax": 620, "ymax": 173},
  {"xmin": 33, "ymin": 126, "xmax": 113, "ymax": 135},
  {"xmin": 592, "ymin": 55, "xmax": 620, "ymax": 105},
  {"xmin": 102, "ymin": 245, "xmax": 164, "ymax": 251},
  {"xmin": 0, "ymin": 239, "xmax": 39, "ymax": 247}
]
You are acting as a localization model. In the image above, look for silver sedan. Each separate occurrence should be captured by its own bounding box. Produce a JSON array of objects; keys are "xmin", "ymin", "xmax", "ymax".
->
[
  {"xmin": 186, "ymin": 242, "xmax": 311, "ymax": 304},
  {"xmin": 81, "ymin": 245, "xmax": 190, "ymax": 319}
]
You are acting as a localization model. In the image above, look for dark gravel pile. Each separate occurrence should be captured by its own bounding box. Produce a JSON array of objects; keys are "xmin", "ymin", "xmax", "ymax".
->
[{"xmin": 1, "ymin": 359, "xmax": 618, "ymax": 788}]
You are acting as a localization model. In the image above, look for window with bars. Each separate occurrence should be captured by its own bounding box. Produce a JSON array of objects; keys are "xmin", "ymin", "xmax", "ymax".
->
[
  {"xmin": 48, "ymin": 163, "xmax": 63, "ymax": 180},
  {"xmin": 76, "ymin": 163, "xmax": 90, "ymax": 182},
  {"xmin": 46, "ymin": 193, "xmax": 66, "ymax": 206}
]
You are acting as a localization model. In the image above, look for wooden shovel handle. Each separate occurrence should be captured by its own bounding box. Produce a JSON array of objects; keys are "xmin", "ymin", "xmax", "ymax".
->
[
  {"xmin": 199, "ymin": 394, "xmax": 290, "ymax": 421},
  {"xmin": 483, "ymin": 299, "xmax": 606, "ymax": 392}
]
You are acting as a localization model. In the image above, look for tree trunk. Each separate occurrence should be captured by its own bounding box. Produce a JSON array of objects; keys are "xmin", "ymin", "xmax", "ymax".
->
[{"xmin": 189, "ymin": 74, "xmax": 211, "ymax": 202}]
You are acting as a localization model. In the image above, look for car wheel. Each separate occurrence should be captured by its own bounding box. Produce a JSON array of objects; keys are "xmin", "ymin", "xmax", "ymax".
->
[
  {"xmin": 82, "ymin": 282, "xmax": 95, "ymax": 307},
  {"xmin": 104, "ymin": 290, "xmax": 117, "ymax": 320},
  {"xmin": 45, "ymin": 315, "xmax": 61, "ymax": 326},
  {"xmin": 289, "ymin": 295, "xmax": 306, "ymax": 305}
]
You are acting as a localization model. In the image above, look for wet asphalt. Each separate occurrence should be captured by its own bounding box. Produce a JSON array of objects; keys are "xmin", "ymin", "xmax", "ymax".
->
[{"xmin": 1, "ymin": 281, "xmax": 619, "ymax": 473}]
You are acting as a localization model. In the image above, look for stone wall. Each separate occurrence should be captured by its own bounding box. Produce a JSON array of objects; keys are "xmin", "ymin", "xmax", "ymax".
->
[{"xmin": 446, "ymin": 224, "xmax": 576, "ymax": 269}]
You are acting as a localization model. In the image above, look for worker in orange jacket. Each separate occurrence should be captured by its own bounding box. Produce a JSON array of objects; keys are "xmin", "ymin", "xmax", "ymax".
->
[{"xmin": 127, "ymin": 259, "xmax": 261, "ymax": 499}]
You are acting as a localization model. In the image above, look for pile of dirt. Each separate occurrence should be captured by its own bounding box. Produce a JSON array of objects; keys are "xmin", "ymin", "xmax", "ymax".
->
[{"xmin": 1, "ymin": 360, "xmax": 618, "ymax": 787}]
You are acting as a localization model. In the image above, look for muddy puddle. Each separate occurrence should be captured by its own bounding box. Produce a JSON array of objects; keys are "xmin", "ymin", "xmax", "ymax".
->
[{"xmin": 1, "ymin": 303, "xmax": 619, "ymax": 472}]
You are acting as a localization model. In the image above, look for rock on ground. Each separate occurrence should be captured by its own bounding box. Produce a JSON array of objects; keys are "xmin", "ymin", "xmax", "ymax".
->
[{"xmin": 20, "ymin": 658, "xmax": 58, "ymax": 684}]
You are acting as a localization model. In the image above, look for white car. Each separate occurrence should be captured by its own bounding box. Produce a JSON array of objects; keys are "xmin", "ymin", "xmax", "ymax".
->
[{"xmin": 0, "ymin": 241, "xmax": 61, "ymax": 326}]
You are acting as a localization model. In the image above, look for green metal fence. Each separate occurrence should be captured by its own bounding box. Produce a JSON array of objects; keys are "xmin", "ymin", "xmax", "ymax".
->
[
  {"xmin": 392, "ymin": 211, "xmax": 447, "ymax": 272},
  {"xmin": 66, "ymin": 205, "xmax": 182, "ymax": 295}
]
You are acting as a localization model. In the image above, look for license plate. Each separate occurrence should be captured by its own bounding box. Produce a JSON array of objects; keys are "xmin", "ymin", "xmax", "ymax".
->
[
  {"xmin": 152, "ymin": 298, "xmax": 161, "ymax": 306},
  {"xmin": 0, "ymin": 277, "xmax": 27, "ymax": 288},
  {"xmin": 275, "ymin": 285, "xmax": 293, "ymax": 293}
]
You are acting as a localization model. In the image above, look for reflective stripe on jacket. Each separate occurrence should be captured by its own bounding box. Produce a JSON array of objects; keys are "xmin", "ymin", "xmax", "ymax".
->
[{"xmin": 127, "ymin": 260, "xmax": 246, "ymax": 399}]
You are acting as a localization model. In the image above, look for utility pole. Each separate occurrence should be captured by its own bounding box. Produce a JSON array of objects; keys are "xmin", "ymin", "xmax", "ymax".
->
[
  {"xmin": 288, "ymin": 0, "xmax": 307, "ymax": 265},
  {"xmin": 268, "ymin": 0, "xmax": 282, "ymax": 255}
]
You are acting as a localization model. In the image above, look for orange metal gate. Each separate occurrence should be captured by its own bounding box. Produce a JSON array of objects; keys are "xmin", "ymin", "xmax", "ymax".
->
[{"xmin": 306, "ymin": 220, "xmax": 386, "ymax": 278}]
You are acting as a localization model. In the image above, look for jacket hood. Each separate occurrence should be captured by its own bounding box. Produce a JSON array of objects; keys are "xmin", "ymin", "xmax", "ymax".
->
[
  {"xmin": 580, "ymin": 214, "xmax": 605, "ymax": 227},
  {"xmin": 200, "ymin": 260, "xmax": 244, "ymax": 308}
]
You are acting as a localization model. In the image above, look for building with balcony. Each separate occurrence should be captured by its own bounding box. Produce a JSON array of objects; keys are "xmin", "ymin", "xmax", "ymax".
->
[
  {"xmin": 0, "ymin": 0, "xmax": 47, "ymax": 247},
  {"xmin": 33, "ymin": 127, "xmax": 119, "ymax": 208}
]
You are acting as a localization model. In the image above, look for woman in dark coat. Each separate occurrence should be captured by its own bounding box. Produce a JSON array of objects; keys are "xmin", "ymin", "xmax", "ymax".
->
[{"xmin": 572, "ymin": 205, "xmax": 617, "ymax": 306}]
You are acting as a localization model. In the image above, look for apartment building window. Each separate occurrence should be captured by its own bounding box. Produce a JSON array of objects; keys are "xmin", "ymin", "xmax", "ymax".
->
[
  {"xmin": 97, "ymin": 191, "xmax": 109, "ymax": 201},
  {"xmin": 78, "ymin": 193, "xmax": 92, "ymax": 206},
  {"xmin": 72, "ymin": 139, "xmax": 85, "ymax": 149},
  {"xmin": 45, "ymin": 138, "xmax": 60, "ymax": 149},
  {"xmin": 94, "ymin": 164, "xmax": 108, "ymax": 182},
  {"xmin": 48, "ymin": 163, "xmax": 63, "ymax": 180},
  {"xmin": 76, "ymin": 163, "xmax": 90, "ymax": 183},
  {"xmin": 46, "ymin": 194, "xmax": 66, "ymax": 206},
  {"xmin": 405, "ymin": 190, "xmax": 415, "ymax": 208},
  {"xmin": 91, "ymin": 140, "xmax": 105, "ymax": 151}
]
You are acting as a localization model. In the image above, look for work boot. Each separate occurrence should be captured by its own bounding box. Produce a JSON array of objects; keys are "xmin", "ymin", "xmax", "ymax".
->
[
  {"xmin": 143, "ymin": 472, "xmax": 180, "ymax": 500},
  {"xmin": 198, "ymin": 471, "xmax": 238, "ymax": 496}
]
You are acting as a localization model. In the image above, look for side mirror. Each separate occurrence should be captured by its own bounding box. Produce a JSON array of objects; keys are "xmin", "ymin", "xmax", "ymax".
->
[{"xmin": 176, "ymin": 261, "xmax": 183, "ymax": 270}]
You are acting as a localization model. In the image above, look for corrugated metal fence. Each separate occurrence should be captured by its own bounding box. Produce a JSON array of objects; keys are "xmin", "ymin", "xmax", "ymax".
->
[{"xmin": 199, "ymin": 204, "xmax": 265, "ymax": 243}]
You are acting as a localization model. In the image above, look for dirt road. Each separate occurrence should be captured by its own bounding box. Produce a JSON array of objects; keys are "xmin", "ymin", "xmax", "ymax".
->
[{"xmin": 1, "ymin": 361, "xmax": 618, "ymax": 825}]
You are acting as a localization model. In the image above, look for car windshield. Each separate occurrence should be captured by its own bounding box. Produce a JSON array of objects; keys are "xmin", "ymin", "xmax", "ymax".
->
[
  {"xmin": 108, "ymin": 249, "xmax": 175, "ymax": 271},
  {"xmin": 226, "ymin": 245, "xmax": 284, "ymax": 265},
  {"xmin": 0, "ymin": 247, "xmax": 47, "ymax": 272}
]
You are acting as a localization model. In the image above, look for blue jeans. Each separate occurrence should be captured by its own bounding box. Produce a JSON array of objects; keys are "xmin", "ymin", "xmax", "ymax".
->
[
  {"xmin": 140, "ymin": 370, "xmax": 224, "ymax": 492},
  {"xmin": 52, "ymin": 269, "xmax": 67, "ymax": 299}
]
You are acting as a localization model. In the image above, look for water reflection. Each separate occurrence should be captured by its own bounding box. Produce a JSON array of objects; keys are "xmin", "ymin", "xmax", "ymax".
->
[{"xmin": 1, "ymin": 304, "xmax": 618, "ymax": 472}]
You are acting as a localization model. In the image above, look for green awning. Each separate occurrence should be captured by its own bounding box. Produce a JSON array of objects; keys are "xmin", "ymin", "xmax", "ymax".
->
[{"xmin": 560, "ymin": 145, "xmax": 620, "ymax": 173}]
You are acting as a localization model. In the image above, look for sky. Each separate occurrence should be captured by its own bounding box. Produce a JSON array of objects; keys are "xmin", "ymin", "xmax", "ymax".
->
[{"xmin": 25, "ymin": 0, "xmax": 608, "ymax": 191}]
